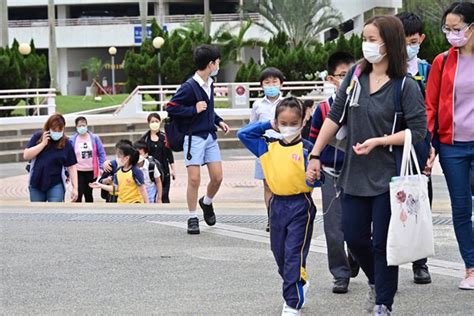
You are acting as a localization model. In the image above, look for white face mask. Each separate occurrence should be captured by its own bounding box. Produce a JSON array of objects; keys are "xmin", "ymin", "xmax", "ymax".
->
[
  {"xmin": 362, "ymin": 42, "xmax": 386, "ymax": 64},
  {"xmin": 279, "ymin": 126, "xmax": 302, "ymax": 143},
  {"xmin": 138, "ymin": 155, "xmax": 145, "ymax": 164}
]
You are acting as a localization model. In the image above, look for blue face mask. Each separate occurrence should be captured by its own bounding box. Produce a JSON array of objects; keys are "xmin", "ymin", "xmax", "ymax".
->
[
  {"xmin": 50, "ymin": 130, "xmax": 64, "ymax": 141},
  {"xmin": 264, "ymin": 86, "xmax": 280, "ymax": 98},
  {"xmin": 77, "ymin": 126, "xmax": 88, "ymax": 135},
  {"xmin": 406, "ymin": 44, "xmax": 420, "ymax": 60},
  {"xmin": 210, "ymin": 67, "xmax": 219, "ymax": 77}
]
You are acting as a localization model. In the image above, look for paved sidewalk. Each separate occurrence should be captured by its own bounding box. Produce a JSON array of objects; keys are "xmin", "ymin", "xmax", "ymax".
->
[
  {"xmin": 0, "ymin": 149, "xmax": 452, "ymax": 214},
  {"xmin": 0, "ymin": 206, "xmax": 471, "ymax": 315}
]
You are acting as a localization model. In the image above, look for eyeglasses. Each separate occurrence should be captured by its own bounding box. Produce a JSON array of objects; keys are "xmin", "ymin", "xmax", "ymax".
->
[{"xmin": 441, "ymin": 23, "xmax": 472, "ymax": 35}]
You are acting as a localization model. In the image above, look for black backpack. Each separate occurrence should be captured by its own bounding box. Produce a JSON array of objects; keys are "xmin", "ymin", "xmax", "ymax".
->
[
  {"xmin": 165, "ymin": 78, "xmax": 204, "ymax": 160},
  {"xmin": 147, "ymin": 156, "xmax": 163, "ymax": 183}
]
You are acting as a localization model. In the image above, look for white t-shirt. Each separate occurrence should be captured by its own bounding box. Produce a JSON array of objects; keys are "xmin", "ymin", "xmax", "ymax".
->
[
  {"xmin": 139, "ymin": 159, "xmax": 161, "ymax": 187},
  {"xmin": 250, "ymin": 95, "xmax": 283, "ymax": 139}
]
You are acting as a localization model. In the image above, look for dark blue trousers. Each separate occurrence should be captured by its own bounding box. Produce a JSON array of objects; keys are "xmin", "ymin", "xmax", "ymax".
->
[
  {"xmin": 270, "ymin": 193, "xmax": 316, "ymax": 309},
  {"xmin": 341, "ymin": 192, "xmax": 399, "ymax": 310}
]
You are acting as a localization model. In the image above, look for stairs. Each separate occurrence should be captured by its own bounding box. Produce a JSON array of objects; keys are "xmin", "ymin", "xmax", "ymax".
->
[{"xmin": 0, "ymin": 117, "xmax": 249, "ymax": 163}]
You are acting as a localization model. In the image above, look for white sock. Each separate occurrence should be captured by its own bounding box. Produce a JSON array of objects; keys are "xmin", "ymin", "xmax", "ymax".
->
[
  {"xmin": 188, "ymin": 211, "xmax": 198, "ymax": 219},
  {"xmin": 203, "ymin": 196, "xmax": 213, "ymax": 205}
]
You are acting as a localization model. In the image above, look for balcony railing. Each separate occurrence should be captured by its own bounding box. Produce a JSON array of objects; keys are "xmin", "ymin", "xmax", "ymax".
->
[{"xmin": 8, "ymin": 13, "xmax": 261, "ymax": 28}]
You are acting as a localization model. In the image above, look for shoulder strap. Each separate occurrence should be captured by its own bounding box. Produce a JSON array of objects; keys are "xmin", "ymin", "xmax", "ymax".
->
[
  {"xmin": 320, "ymin": 100, "xmax": 330, "ymax": 122},
  {"xmin": 148, "ymin": 159, "xmax": 155, "ymax": 183}
]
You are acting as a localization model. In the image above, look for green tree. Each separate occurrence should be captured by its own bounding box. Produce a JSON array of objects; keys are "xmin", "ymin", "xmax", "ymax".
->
[
  {"xmin": 245, "ymin": 0, "xmax": 342, "ymax": 47},
  {"xmin": 214, "ymin": 21, "xmax": 266, "ymax": 66},
  {"xmin": 0, "ymin": 39, "xmax": 47, "ymax": 116},
  {"xmin": 81, "ymin": 57, "xmax": 104, "ymax": 96}
]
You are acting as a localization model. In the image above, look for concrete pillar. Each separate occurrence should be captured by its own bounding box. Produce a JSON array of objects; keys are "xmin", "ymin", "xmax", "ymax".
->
[
  {"xmin": 353, "ymin": 14, "xmax": 364, "ymax": 34},
  {"xmin": 58, "ymin": 48, "xmax": 68, "ymax": 95},
  {"xmin": 57, "ymin": 5, "xmax": 67, "ymax": 19},
  {"xmin": 0, "ymin": 0, "xmax": 8, "ymax": 47}
]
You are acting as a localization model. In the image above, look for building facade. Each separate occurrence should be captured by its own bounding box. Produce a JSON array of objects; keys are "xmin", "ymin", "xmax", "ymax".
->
[{"xmin": 5, "ymin": 0, "xmax": 402, "ymax": 95}]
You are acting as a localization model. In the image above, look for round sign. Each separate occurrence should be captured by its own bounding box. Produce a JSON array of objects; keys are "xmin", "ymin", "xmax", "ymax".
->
[{"xmin": 236, "ymin": 85, "xmax": 246, "ymax": 96}]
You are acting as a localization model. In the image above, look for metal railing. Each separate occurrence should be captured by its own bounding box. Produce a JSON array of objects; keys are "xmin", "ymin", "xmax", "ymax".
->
[
  {"xmin": 8, "ymin": 13, "xmax": 261, "ymax": 28},
  {"xmin": 114, "ymin": 81, "xmax": 330, "ymax": 116},
  {"xmin": 0, "ymin": 88, "xmax": 56, "ymax": 118}
]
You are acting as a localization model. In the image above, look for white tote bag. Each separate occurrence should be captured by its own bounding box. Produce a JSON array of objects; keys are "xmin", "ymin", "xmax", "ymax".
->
[{"xmin": 387, "ymin": 129, "xmax": 435, "ymax": 266}]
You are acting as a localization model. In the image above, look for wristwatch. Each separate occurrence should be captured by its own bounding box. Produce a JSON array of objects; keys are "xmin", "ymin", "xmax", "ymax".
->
[{"xmin": 309, "ymin": 155, "xmax": 320, "ymax": 161}]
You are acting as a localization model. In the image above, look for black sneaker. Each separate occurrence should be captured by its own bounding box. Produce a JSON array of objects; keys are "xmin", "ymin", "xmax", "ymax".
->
[
  {"xmin": 332, "ymin": 278, "xmax": 349, "ymax": 294},
  {"xmin": 187, "ymin": 217, "xmax": 200, "ymax": 235},
  {"xmin": 199, "ymin": 197, "xmax": 216, "ymax": 226},
  {"xmin": 413, "ymin": 265, "xmax": 432, "ymax": 284}
]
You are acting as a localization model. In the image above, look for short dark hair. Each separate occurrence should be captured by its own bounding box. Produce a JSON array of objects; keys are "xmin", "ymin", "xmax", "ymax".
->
[
  {"xmin": 259, "ymin": 67, "xmax": 285, "ymax": 85},
  {"xmin": 327, "ymin": 52, "xmax": 355, "ymax": 75},
  {"xmin": 361, "ymin": 15, "xmax": 408, "ymax": 79},
  {"xmin": 396, "ymin": 12, "xmax": 424, "ymax": 36},
  {"xmin": 275, "ymin": 97, "xmax": 305, "ymax": 122},
  {"xmin": 115, "ymin": 139, "xmax": 133, "ymax": 149},
  {"xmin": 443, "ymin": 2, "xmax": 474, "ymax": 25},
  {"xmin": 134, "ymin": 140, "xmax": 149, "ymax": 154},
  {"xmin": 75, "ymin": 116, "xmax": 87, "ymax": 126},
  {"xmin": 194, "ymin": 44, "xmax": 221, "ymax": 70},
  {"xmin": 147, "ymin": 112, "xmax": 161, "ymax": 123},
  {"xmin": 303, "ymin": 100, "xmax": 314, "ymax": 112}
]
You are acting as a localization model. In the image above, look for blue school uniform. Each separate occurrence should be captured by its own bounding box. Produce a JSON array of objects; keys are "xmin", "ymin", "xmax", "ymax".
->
[{"xmin": 237, "ymin": 121, "xmax": 317, "ymax": 310}]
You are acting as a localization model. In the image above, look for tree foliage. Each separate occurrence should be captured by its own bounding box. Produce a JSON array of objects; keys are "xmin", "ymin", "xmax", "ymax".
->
[
  {"xmin": 0, "ymin": 39, "xmax": 47, "ymax": 117},
  {"xmin": 245, "ymin": 0, "xmax": 342, "ymax": 47}
]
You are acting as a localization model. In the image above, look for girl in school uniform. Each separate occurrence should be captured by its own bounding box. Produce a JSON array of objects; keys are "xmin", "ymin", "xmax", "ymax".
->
[
  {"xmin": 238, "ymin": 97, "xmax": 320, "ymax": 316},
  {"xmin": 90, "ymin": 144, "xmax": 148, "ymax": 203}
]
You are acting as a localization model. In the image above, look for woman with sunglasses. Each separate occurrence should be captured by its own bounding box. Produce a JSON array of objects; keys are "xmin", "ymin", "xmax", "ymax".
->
[{"xmin": 425, "ymin": 1, "xmax": 474, "ymax": 290}]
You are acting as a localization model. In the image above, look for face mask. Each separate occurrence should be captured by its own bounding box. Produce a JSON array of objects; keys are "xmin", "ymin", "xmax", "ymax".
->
[
  {"xmin": 50, "ymin": 130, "xmax": 63, "ymax": 141},
  {"xmin": 149, "ymin": 122, "xmax": 161, "ymax": 131},
  {"xmin": 406, "ymin": 44, "xmax": 420, "ymax": 60},
  {"xmin": 264, "ymin": 86, "xmax": 280, "ymax": 98},
  {"xmin": 116, "ymin": 156, "xmax": 123, "ymax": 167},
  {"xmin": 362, "ymin": 42, "xmax": 386, "ymax": 64},
  {"xmin": 76, "ymin": 126, "xmax": 88, "ymax": 135},
  {"xmin": 446, "ymin": 27, "xmax": 472, "ymax": 47},
  {"xmin": 138, "ymin": 155, "xmax": 145, "ymax": 164},
  {"xmin": 210, "ymin": 66, "xmax": 219, "ymax": 77},
  {"xmin": 279, "ymin": 126, "xmax": 302, "ymax": 143}
]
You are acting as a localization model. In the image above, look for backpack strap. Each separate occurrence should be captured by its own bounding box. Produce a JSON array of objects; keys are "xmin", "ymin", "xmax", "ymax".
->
[
  {"xmin": 183, "ymin": 78, "xmax": 205, "ymax": 161},
  {"xmin": 339, "ymin": 64, "xmax": 362, "ymax": 125},
  {"xmin": 148, "ymin": 159, "xmax": 156, "ymax": 183},
  {"xmin": 391, "ymin": 76, "xmax": 407, "ymax": 138},
  {"xmin": 320, "ymin": 100, "xmax": 330, "ymax": 122}
]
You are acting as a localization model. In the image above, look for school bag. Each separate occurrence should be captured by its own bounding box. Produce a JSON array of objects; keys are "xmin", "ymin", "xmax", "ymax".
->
[
  {"xmin": 164, "ymin": 78, "xmax": 204, "ymax": 160},
  {"xmin": 147, "ymin": 156, "xmax": 164, "ymax": 183}
]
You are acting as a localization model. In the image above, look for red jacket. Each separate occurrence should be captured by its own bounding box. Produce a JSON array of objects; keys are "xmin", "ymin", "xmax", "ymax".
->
[{"xmin": 425, "ymin": 47, "xmax": 459, "ymax": 145}]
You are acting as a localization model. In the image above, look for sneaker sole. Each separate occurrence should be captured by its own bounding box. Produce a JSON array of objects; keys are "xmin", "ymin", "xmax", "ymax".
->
[
  {"xmin": 187, "ymin": 230, "xmax": 200, "ymax": 235},
  {"xmin": 199, "ymin": 199, "xmax": 216, "ymax": 226},
  {"xmin": 414, "ymin": 278, "xmax": 432, "ymax": 284},
  {"xmin": 458, "ymin": 285, "xmax": 474, "ymax": 290},
  {"xmin": 332, "ymin": 288, "xmax": 349, "ymax": 294}
]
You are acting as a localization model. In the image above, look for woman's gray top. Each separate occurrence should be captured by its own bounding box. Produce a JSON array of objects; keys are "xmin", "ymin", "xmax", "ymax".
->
[{"xmin": 327, "ymin": 66, "xmax": 427, "ymax": 197}]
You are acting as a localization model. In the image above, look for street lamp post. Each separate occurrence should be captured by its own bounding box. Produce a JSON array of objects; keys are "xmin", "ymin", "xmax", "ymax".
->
[
  {"xmin": 19, "ymin": 43, "xmax": 32, "ymax": 115},
  {"xmin": 152, "ymin": 36, "xmax": 165, "ymax": 109},
  {"xmin": 108, "ymin": 46, "xmax": 117, "ymax": 95}
]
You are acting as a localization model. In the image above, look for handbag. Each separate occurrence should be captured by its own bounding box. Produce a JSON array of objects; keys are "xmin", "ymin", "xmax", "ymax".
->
[{"xmin": 386, "ymin": 129, "xmax": 435, "ymax": 266}]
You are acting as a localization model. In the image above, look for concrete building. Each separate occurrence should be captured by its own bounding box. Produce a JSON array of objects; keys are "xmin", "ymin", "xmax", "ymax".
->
[{"xmin": 5, "ymin": 0, "xmax": 402, "ymax": 96}]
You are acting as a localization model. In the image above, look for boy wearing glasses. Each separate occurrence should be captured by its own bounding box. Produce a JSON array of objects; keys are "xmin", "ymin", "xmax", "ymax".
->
[{"xmin": 308, "ymin": 51, "xmax": 359, "ymax": 294}]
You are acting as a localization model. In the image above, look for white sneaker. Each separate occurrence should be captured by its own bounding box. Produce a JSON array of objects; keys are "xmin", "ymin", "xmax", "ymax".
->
[
  {"xmin": 459, "ymin": 268, "xmax": 474, "ymax": 290},
  {"xmin": 281, "ymin": 303, "xmax": 302, "ymax": 316},
  {"xmin": 301, "ymin": 281, "xmax": 309, "ymax": 308},
  {"xmin": 365, "ymin": 283, "xmax": 376, "ymax": 312}
]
